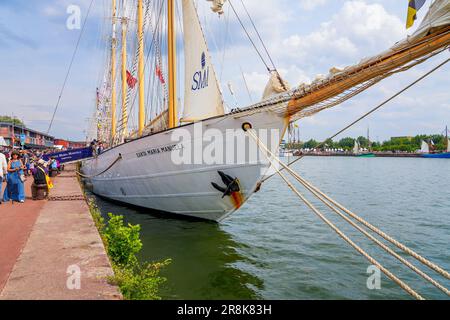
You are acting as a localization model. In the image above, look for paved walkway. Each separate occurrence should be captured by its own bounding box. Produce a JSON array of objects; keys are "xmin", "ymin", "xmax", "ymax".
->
[
  {"xmin": 0, "ymin": 165, "xmax": 121, "ymax": 300},
  {"xmin": 0, "ymin": 178, "xmax": 44, "ymax": 292}
]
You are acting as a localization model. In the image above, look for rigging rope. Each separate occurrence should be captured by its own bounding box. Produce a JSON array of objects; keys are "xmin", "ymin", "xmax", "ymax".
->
[
  {"xmin": 47, "ymin": 0, "xmax": 95, "ymax": 134},
  {"xmin": 260, "ymin": 57, "xmax": 450, "ymax": 184},
  {"xmin": 228, "ymin": 0, "xmax": 271, "ymax": 72},
  {"xmin": 237, "ymin": 0, "xmax": 277, "ymax": 71}
]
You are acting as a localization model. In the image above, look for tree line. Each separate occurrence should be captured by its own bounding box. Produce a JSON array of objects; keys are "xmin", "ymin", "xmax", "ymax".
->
[
  {"xmin": 286, "ymin": 134, "xmax": 448, "ymax": 153},
  {"xmin": 0, "ymin": 116, "xmax": 24, "ymax": 126}
]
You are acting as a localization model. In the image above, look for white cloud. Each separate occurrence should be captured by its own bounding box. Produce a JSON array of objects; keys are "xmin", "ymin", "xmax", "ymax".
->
[
  {"xmin": 243, "ymin": 71, "xmax": 269, "ymax": 96},
  {"xmin": 42, "ymin": 6, "xmax": 60, "ymax": 17},
  {"xmin": 280, "ymin": 1, "xmax": 405, "ymax": 69},
  {"xmin": 278, "ymin": 65, "xmax": 311, "ymax": 86},
  {"xmin": 299, "ymin": 0, "xmax": 329, "ymax": 11}
]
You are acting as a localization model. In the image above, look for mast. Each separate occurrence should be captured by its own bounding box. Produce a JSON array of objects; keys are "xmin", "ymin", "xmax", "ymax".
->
[
  {"xmin": 168, "ymin": 0, "xmax": 177, "ymax": 128},
  {"xmin": 111, "ymin": 0, "xmax": 117, "ymax": 142},
  {"xmin": 446, "ymin": 125, "xmax": 449, "ymax": 152},
  {"xmin": 137, "ymin": 0, "xmax": 145, "ymax": 136},
  {"xmin": 121, "ymin": 1, "xmax": 128, "ymax": 138}
]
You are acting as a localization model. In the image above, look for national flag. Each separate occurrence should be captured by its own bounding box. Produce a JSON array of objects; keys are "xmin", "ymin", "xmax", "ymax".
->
[
  {"xmin": 155, "ymin": 65, "xmax": 165, "ymax": 84},
  {"xmin": 126, "ymin": 70, "xmax": 138, "ymax": 89},
  {"xmin": 406, "ymin": 0, "xmax": 426, "ymax": 29}
]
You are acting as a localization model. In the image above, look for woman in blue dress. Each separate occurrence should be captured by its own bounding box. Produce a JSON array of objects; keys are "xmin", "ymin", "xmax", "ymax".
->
[{"xmin": 3, "ymin": 151, "xmax": 26, "ymax": 203}]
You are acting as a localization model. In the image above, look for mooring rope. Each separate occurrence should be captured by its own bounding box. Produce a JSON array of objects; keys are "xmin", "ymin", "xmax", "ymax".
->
[
  {"xmin": 249, "ymin": 129, "xmax": 450, "ymax": 281},
  {"xmin": 246, "ymin": 129, "xmax": 424, "ymax": 300},
  {"xmin": 76, "ymin": 154, "xmax": 122, "ymax": 179},
  {"xmin": 251, "ymin": 129, "xmax": 449, "ymax": 295},
  {"xmin": 247, "ymin": 129, "xmax": 450, "ymax": 299}
]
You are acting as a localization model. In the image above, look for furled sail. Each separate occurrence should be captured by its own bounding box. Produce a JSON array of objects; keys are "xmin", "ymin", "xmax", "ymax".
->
[
  {"xmin": 262, "ymin": 71, "xmax": 291, "ymax": 100},
  {"xmin": 353, "ymin": 141, "xmax": 360, "ymax": 154},
  {"xmin": 447, "ymin": 138, "xmax": 450, "ymax": 152},
  {"xmin": 181, "ymin": 0, "xmax": 224, "ymax": 123},
  {"xmin": 420, "ymin": 140, "xmax": 430, "ymax": 153}
]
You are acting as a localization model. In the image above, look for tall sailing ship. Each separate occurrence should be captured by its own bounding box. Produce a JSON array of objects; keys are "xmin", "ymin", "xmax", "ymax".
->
[{"xmin": 83, "ymin": 0, "xmax": 450, "ymax": 221}]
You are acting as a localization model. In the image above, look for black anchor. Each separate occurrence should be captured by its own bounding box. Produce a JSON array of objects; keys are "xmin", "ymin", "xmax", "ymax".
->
[{"xmin": 211, "ymin": 171, "xmax": 241, "ymax": 198}]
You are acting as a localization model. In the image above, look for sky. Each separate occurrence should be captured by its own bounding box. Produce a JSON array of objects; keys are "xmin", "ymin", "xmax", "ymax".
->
[{"xmin": 0, "ymin": 0, "xmax": 448, "ymax": 142}]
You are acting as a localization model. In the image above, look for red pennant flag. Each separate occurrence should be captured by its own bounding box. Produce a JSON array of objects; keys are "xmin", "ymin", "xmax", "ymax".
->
[
  {"xmin": 126, "ymin": 70, "xmax": 137, "ymax": 89},
  {"xmin": 155, "ymin": 65, "xmax": 165, "ymax": 84}
]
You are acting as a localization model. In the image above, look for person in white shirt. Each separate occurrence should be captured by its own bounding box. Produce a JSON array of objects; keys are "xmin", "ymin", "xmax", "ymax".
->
[{"xmin": 0, "ymin": 150, "xmax": 8, "ymax": 204}]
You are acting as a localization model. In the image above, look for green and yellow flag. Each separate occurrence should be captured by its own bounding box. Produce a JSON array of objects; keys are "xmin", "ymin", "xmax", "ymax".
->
[{"xmin": 406, "ymin": 0, "xmax": 426, "ymax": 29}]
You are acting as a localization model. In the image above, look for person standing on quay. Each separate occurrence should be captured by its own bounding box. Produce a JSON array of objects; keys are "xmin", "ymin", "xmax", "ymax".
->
[
  {"xmin": 0, "ymin": 149, "xmax": 8, "ymax": 205},
  {"xmin": 3, "ymin": 150, "xmax": 26, "ymax": 203}
]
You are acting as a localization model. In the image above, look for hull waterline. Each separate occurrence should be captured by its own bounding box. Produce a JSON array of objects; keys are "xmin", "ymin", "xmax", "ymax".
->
[{"xmin": 422, "ymin": 152, "xmax": 450, "ymax": 158}]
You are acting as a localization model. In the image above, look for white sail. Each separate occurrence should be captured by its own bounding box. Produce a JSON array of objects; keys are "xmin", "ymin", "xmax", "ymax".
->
[
  {"xmin": 353, "ymin": 141, "xmax": 360, "ymax": 154},
  {"xmin": 181, "ymin": 0, "xmax": 224, "ymax": 123},
  {"xmin": 420, "ymin": 140, "xmax": 430, "ymax": 153},
  {"xmin": 447, "ymin": 138, "xmax": 450, "ymax": 152}
]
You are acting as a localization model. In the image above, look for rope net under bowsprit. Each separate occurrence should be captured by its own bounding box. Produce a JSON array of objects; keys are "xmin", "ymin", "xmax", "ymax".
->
[{"xmin": 245, "ymin": 129, "xmax": 450, "ymax": 300}]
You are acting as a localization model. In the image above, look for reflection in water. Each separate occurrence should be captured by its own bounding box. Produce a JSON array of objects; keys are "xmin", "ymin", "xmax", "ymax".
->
[{"xmin": 92, "ymin": 195, "xmax": 264, "ymax": 300}]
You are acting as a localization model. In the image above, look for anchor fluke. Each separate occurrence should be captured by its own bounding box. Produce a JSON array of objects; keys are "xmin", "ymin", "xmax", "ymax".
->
[{"xmin": 211, "ymin": 171, "xmax": 241, "ymax": 198}]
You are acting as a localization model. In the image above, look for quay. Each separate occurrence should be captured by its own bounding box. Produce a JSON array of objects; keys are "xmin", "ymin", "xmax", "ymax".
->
[
  {"xmin": 298, "ymin": 152, "xmax": 422, "ymax": 158},
  {"xmin": 0, "ymin": 164, "xmax": 121, "ymax": 300}
]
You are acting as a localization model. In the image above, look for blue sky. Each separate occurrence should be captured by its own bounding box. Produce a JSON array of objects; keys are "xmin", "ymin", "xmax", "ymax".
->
[{"xmin": 0, "ymin": 0, "xmax": 448, "ymax": 141}]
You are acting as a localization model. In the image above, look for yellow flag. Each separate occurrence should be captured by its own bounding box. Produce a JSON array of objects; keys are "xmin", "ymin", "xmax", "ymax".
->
[
  {"xmin": 407, "ymin": 0, "xmax": 426, "ymax": 29},
  {"xmin": 45, "ymin": 175, "xmax": 54, "ymax": 189}
]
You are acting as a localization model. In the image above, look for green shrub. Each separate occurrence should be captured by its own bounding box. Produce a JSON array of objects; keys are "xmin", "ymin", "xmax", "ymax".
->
[
  {"xmin": 110, "ymin": 259, "xmax": 171, "ymax": 300},
  {"xmin": 88, "ymin": 200, "xmax": 105, "ymax": 233},
  {"xmin": 104, "ymin": 213, "xmax": 142, "ymax": 267},
  {"xmin": 86, "ymin": 200, "xmax": 170, "ymax": 300}
]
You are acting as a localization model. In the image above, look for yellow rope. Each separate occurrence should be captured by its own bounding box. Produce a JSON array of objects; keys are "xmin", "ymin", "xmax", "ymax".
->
[{"xmin": 250, "ymin": 129, "xmax": 450, "ymax": 281}]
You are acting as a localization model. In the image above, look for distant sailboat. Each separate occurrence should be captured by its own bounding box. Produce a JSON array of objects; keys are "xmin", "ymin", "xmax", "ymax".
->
[
  {"xmin": 353, "ymin": 140, "xmax": 360, "ymax": 155},
  {"xmin": 419, "ymin": 140, "xmax": 430, "ymax": 153},
  {"xmin": 354, "ymin": 128, "xmax": 375, "ymax": 157},
  {"xmin": 423, "ymin": 126, "xmax": 450, "ymax": 158}
]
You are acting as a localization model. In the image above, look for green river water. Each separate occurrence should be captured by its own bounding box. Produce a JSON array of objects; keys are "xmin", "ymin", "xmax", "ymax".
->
[{"xmin": 92, "ymin": 157, "xmax": 450, "ymax": 300}]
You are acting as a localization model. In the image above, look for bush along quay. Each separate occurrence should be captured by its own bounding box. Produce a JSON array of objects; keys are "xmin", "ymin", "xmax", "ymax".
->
[{"xmin": 87, "ymin": 200, "xmax": 171, "ymax": 300}]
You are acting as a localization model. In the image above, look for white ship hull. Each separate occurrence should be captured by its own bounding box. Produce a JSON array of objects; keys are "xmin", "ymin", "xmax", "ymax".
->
[{"xmin": 82, "ymin": 110, "xmax": 288, "ymax": 222}]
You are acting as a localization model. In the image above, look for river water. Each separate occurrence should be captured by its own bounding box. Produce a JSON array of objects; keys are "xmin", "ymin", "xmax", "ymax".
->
[{"xmin": 92, "ymin": 157, "xmax": 450, "ymax": 300}]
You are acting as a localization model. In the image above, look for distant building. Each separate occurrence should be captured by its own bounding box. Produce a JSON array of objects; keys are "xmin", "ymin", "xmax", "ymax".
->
[
  {"xmin": 54, "ymin": 139, "xmax": 70, "ymax": 149},
  {"xmin": 0, "ymin": 122, "xmax": 54, "ymax": 149},
  {"xmin": 69, "ymin": 141, "xmax": 87, "ymax": 149},
  {"xmin": 54, "ymin": 139, "xmax": 87, "ymax": 150}
]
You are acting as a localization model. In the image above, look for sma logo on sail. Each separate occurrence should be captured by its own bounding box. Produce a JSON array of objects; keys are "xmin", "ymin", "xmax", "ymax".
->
[{"xmin": 191, "ymin": 52, "xmax": 209, "ymax": 91}]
